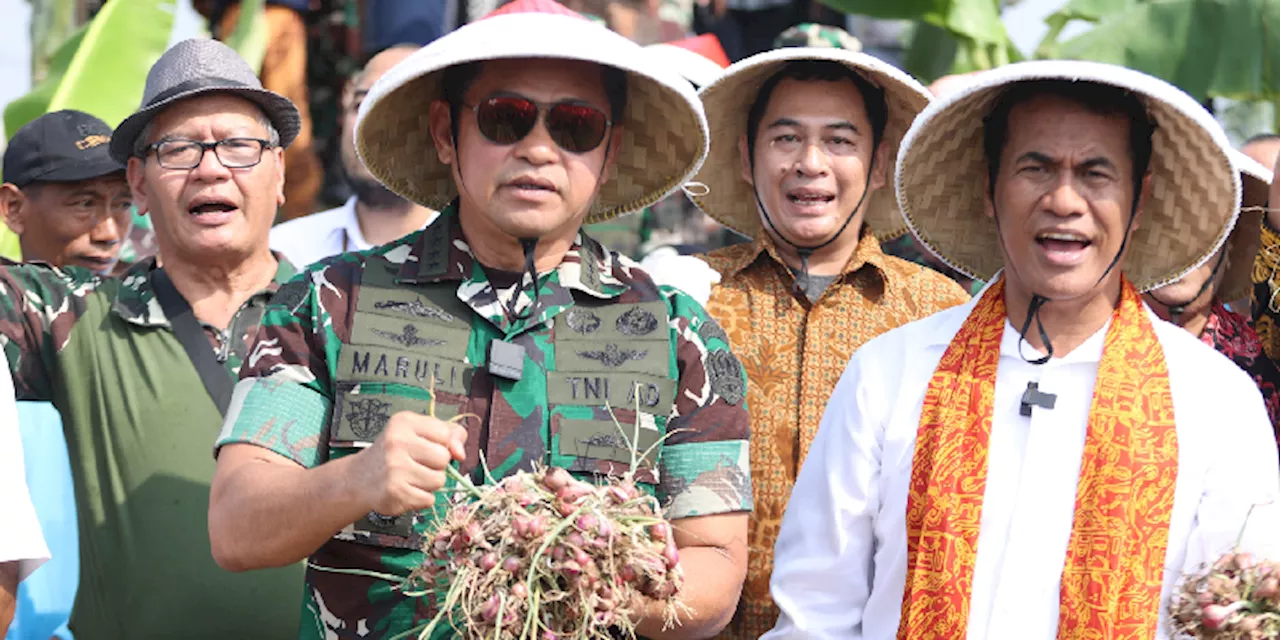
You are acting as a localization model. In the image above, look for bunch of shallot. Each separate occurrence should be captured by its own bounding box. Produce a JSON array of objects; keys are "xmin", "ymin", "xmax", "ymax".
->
[
  {"xmin": 1170, "ymin": 503, "xmax": 1280, "ymax": 639},
  {"xmin": 1170, "ymin": 552, "xmax": 1280, "ymax": 638},
  {"xmin": 401, "ymin": 465, "xmax": 688, "ymax": 640}
]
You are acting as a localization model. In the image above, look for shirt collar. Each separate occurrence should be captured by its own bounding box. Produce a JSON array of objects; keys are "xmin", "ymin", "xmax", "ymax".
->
[
  {"xmin": 721, "ymin": 227, "xmax": 894, "ymax": 297},
  {"xmin": 394, "ymin": 203, "xmax": 630, "ymax": 333},
  {"xmin": 338, "ymin": 196, "xmax": 370, "ymax": 252},
  {"xmin": 113, "ymin": 253, "xmax": 297, "ymax": 327}
]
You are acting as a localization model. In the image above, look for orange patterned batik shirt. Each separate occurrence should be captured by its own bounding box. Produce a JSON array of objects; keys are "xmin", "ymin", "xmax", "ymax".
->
[{"xmin": 700, "ymin": 230, "xmax": 971, "ymax": 640}]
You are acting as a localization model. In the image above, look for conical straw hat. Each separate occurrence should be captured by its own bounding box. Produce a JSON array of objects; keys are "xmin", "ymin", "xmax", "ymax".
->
[
  {"xmin": 896, "ymin": 60, "xmax": 1240, "ymax": 293},
  {"xmin": 354, "ymin": 1, "xmax": 709, "ymax": 223},
  {"xmin": 690, "ymin": 47, "xmax": 932, "ymax": 240}
]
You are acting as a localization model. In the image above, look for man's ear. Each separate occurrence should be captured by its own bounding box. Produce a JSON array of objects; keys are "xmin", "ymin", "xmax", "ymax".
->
[
  {"xmin": 429, "ymin": 100, "xmax": 457, "ymax": 166},
  {"xmin": 982, "ymin": 168, "xmax": 995, "ymax": 220},
  {"xmin": 1131, "ymin": 171, "xmax": 1153, "ymax": 232},
  {"xmin": 868, "ymin": 140, "xmax": 890, "ymax": 192},
  {"xmin": 738, "ymin": 133, "xmax": 753, "ymax": 186},
  {"xmin": 0, "ymin": 183, "xmax": 27, "ymax": 234},
  {"xmin": 126, "ymin": 157, "xmax": 150, "ymax": 215},
  {"xmin": 273, "ymin": 146, "xmax": 287, "ymax": 207}
]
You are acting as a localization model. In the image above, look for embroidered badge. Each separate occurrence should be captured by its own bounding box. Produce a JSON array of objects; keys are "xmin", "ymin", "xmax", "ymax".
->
[
  {"xmin": 374, "ymin": 298, "xmax": 456, "ymax": 323},
  {"xmin": 372, "ymin": 323, "xmax": 446, "ymax": 348},
  {"xmin": 706, "ymin": 350, "xmax": 745, "ymax": 406},
  {"xmin": 345, "ymin": 397, "xmax": 392, "ymax": 440},
  {"xmin": 616, "ymin": 307, "xmax": 659, "ymax": 337},
  {"xmin": 366, "ymin": 511, "xmax": 400, "ymax": 529},
  {"xmin": 576, "ymin": 344, "xmax": 647, "ymax": 368},
  {"xmin": 565, "ymin": 308, "xmax": 602, "ymax": 335},
  {"xmin": 577, "ymin": 432, "xmax": 627, "ymax": 450},
  {"xmin": 698, "ymin": 317, "xmax": 730, "ymax": 347},
  {"xmin": 270, "ymin": 279, "xmax": 310, "ymax": 314}
]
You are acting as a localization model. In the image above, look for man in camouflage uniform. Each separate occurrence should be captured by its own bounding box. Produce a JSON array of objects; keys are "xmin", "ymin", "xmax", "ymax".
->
[
  {"xmin": 0, "ymin": 40, "xmax": 304, "ymax": 637},
  {"xmin": 209, "ymin": 1, "xmax": 752, "ymax": 638}
]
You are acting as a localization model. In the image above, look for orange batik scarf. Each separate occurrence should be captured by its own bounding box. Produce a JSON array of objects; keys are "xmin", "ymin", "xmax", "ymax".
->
[{"xmin": 897, "ymin": 276, "xmax": 1179, "ymax": 639}]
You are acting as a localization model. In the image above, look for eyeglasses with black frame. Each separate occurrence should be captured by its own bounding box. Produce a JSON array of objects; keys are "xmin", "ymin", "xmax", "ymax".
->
[{"xmin": 144, "ymin": 138, "xmax": 276, "ymax": 170}]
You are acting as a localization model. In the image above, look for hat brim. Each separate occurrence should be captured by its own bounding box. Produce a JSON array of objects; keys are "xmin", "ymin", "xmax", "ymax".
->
[
  {"xmin": 109, "ymin": 86, "xmax": 301, "ymax": 163},
  {"xmin": 896, "ymin": 60, "xmax": 1241, "ymax": 293},
  {"xmin": 27, "ymin": 155, "xmax": 126, "ymax": 186},
  {"xmin": 689, "ymin": 47, "xmax": 931, "ymax": 241},
  {"xmin": 644, "ymin": 43, "xmax": 725, "ymax": 88},
  {"xmin": 354, "ymin": 13, "xmax": 710, "ymax": 224},
  {"xmin": 1220, "ymin": 149, "xmax": 1272, "ymax": 303}
]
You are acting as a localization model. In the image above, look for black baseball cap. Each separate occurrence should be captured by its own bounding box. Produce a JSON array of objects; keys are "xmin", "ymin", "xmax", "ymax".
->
[{"xmin": 4, "ymin": 110, "xmax": 125, "ymax": 188}]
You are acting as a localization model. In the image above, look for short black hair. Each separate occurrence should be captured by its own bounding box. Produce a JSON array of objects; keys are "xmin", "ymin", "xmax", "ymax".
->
[
  {"xmin": 744, "ymin": 60, "xmax": 888, "ymax": 162},
  {"xmin": 1244, "ymin": 132, "xmax": 1280, "ymax": 146},
  {"xmin": 982, "ymin": 80, "xmax": 1155, "ymax": 198},
  {"xmin": 440, "ymin": 61, "xmax": 628, "ymax": 139}
]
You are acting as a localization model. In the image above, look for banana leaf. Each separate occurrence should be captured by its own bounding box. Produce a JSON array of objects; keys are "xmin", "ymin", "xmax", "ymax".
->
[
  {"xmin": 5, "ymin": 0, "xmax": 177, "ymax": 135},
  {"xmin": 1042, "ymin": 0, "xmax": 1280, "ymax": 104},
  {"xmin": 818, "ymin": 0, "xmax": 1011, "ymax": 48},
  {"xmin": 1, "ymin": 0, "xmax": 177, "ymax": 262},
  {"xmin": 28, "ymin": 0, "xmax": 80, "ymax": 85}
]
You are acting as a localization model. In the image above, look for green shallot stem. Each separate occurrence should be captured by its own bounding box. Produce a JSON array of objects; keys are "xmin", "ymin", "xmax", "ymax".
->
[
  {"xmin": 445, "ymin": 462, "xmax": 484, "ymax": 500},
  {"xmin": 524, "ymin": 504, "xmax": 586, "ymax": 603},
  {"xmin": 306, "ymin": 561, "xmax": 404, "ymax": 584}
]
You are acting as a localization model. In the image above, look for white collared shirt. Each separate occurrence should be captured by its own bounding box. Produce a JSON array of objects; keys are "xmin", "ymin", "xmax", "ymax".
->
[
  {"xmin": 764, "ymin": 292, "xmax": 1280, "ymax": 640},
  {"xmin": 269, "ymin": 198, "xmax": 438, "ymax": 269},
  {"xmin": 0, "ymin": 364, "xmax": 49, "ymax": 581}
]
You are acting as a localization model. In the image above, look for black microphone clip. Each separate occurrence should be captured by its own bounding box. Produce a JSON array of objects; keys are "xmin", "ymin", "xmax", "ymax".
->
[{"xmin": 1020, "ymin": 381, "xmax": 1057, "ymax": 417}]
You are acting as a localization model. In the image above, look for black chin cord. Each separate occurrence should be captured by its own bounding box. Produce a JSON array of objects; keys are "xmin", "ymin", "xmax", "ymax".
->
[
  {"xmin": 992, "ymin": 175, "xmax": 1142, "ymax": 365},
  {"xmin": 1146, "ymin": 249, "xmax": 1227, "ymax": 326},
  {"xmin": 751, "ymin": 150, "xmax": 876, "ymax": 299}
]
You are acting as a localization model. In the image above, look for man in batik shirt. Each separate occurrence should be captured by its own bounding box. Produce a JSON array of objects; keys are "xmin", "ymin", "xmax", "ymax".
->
[
  {"xmin": 657, "ymin": 44, "xmax": 970, "ymax": 638},
  {"xmin": 209, "ymin": 2, "xmax": 752, "ymax": 638}
]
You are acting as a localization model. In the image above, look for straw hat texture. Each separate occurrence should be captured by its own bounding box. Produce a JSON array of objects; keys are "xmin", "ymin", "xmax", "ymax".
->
[
  {"xmin": 1218, "ymin": 149, "xmax": 1273, "ymax": 302},
  {"xmin": 896, "ymin": 60, "xmax": 1241, "ymax": 293}
]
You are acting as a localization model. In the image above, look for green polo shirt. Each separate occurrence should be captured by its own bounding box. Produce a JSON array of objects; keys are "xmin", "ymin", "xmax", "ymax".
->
[{"xmin": 0, "ymin": 256, "xmax": 304, "ymax": 638}]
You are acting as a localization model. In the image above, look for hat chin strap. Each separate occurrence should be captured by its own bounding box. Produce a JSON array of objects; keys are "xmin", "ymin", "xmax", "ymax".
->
[
  {"xmin": 1144, "ymin": 249, "xmax": 1226, "ymax": 326},
  {"xmin": 992, "ymin": 183, "xmax": 1141, "ymax": 366},
  {"xmin": 452, "ymin": 126, "xmax": 615, "ymax": 325},
  {"xmin": 750, "ymin": 151, "xmax": 876, "ymax": 299}
]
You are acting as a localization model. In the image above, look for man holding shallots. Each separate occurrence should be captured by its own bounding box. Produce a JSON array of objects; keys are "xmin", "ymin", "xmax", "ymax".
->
[{"xmin": 209, "ymin": 1, "xmax": 752, "ymax": 638}]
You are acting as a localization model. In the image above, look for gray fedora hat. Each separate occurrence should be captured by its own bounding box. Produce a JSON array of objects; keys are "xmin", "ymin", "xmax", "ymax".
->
[{"xmin": 109, "ymin": 38, "xmax": 301, "ymax": 163}]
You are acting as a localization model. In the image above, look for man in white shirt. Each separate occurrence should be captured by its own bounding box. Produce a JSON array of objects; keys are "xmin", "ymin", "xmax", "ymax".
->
[
  {"xmin": 269, "ymin": 45, "xmax": 437, "ymax": 268},
  {"xmin": 0, "ymin": 363, "xmax": 50, "ymax": 637},
  {"xmin": 766, "ymin": 62, "xmax": 1280, "ymax": 640}
]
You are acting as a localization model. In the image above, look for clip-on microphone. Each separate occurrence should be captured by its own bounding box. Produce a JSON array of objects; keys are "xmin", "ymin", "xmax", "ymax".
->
[{"xmin": 1020, "ymin": 382, "xmax": 1057, "ymax": 417}]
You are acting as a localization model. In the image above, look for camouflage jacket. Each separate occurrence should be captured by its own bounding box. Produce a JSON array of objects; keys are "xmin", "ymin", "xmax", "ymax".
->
[
  {"xmin": 218, "ymin": 204, "xmax": 753, "ymax": 639},
  {"xmin": 0, "ymin": 255, "xmax": 305, "ymax": 639}
]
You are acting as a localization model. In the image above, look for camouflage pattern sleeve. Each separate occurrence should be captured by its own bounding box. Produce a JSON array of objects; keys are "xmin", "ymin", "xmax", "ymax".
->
[
  {"xmin": 1252, "ymin": 218, "xmax": 1280, "ymax": 363},
  {"xmin": 657, "ymin": 284, "xmax": 752, "ymax": 521},
  {"xmin": 0, "ymin": 263, "xmax": 101, "ymax": 399},
  {"xmin": 217, "ymin": 263, "xmax": 348, "ymax": 467}
]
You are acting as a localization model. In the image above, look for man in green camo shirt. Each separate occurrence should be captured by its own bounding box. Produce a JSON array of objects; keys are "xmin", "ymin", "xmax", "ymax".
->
[
  {"xmin": 209, "ymin": 1, "xmax": 753, "ymax": 638},
  {"xmin": 0, "ymin": 39, "xmax": 305, "ymax": 637}
]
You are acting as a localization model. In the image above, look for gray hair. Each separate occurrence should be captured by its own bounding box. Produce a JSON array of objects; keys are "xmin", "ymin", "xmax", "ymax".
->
[{"xmin": 132, "ymin": 110, "xmax": 281, "ymax": 158}]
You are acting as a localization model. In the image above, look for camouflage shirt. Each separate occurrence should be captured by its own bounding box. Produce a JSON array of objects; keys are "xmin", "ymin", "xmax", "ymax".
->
[
  {"xmin": 0, "ymin": 255, "xmax": 305, "ymax": 639},
  {"xmin": 218, "ymin": 204, "xmax": 753, "ymax": 639}
]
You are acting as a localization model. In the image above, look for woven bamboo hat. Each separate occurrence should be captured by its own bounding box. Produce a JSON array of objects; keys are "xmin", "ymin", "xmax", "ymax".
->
[
  {"xmin": 896, "ymin": 60, "xmax": 1240, "ymax": 293},
  {"xmin": 1218, "ymin": 149, "xmax": 1272, "ymax": 302},
  {"xmin": 354, "ymin": 0, "xmax": 709, "ymax": 224},
  {"xmin": 690, "ymin": 47, "xmax": 931, "ymax": 239}
]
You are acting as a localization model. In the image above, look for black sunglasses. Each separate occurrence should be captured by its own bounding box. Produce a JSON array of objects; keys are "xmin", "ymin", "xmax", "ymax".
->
[{"xmin": 466, "ymin": 96, "xmax": 612, "ymax": 154}]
